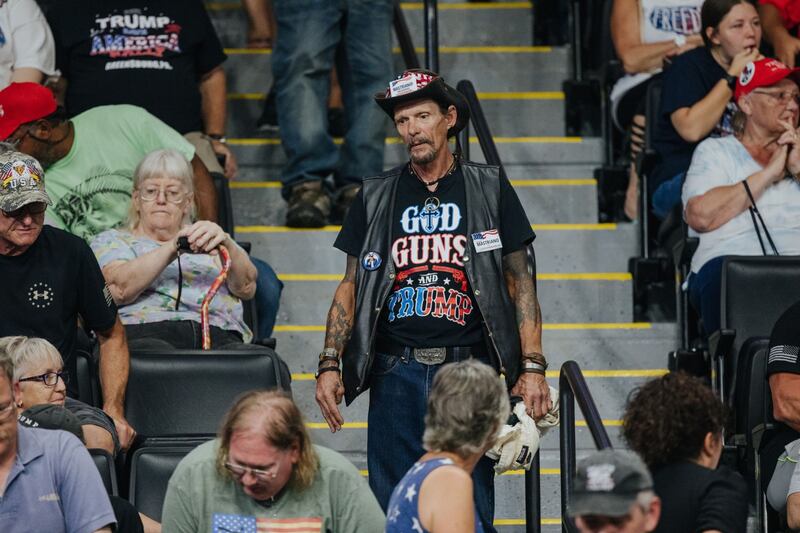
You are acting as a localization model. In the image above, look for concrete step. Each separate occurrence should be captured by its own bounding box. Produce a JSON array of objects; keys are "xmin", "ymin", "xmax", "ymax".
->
[
  {"xmin": 274, "ymin": 276, "xmax": 632, "ymax": 326},
  {"xmin": 232, "ymin": 163, "xmax": 600, "ymax": 182},
  {"xmin": 228, "ymin": 136, "xmax": 602, "ymax": 167},
  {"xmin": 238, "ymin": 222, "xmax": 637, "ymax": 274},
  {"xmin": 223, "ymin": 49, "xmax": 570, "ymax": 94},
  {"xmin": 271, "ymin": 323, "xmax": 675, "ymax": 376},
  {"xmin": 229, "ymin": 179, "xmax": 598, "ymax": 225},
  {"xmin": 207, "ymin": 2, "xmax": 535, "ymax": 49},
  {"xmin": 226, "ymin": 93, "xmax": 568, "ymax": 138}
]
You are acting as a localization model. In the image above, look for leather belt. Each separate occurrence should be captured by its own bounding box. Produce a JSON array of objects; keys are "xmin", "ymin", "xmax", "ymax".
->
[{"xmin": 375, "ymin": 339, "xmax": 488, "ymax": 366}]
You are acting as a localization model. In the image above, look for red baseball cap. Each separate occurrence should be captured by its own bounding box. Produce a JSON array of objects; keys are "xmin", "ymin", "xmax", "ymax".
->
[
  {"xmin": 0, "ymin": 82, "xmax": 57, "ymax": 141},
  {"xmin": 735, "ymin": 58, "xmax": 800, "ymax": 101}
]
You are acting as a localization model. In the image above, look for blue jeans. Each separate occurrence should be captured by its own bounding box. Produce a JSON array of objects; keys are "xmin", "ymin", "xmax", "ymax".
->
[
  {"xmin": 687, "ymin": 255, "xmax": 725, "ymax": 336},
  {"xmin": 271, "ymin": 0, "xmax": 393, "ymax": 198},
  {"xmin": 652, "ymin": 171, "xmax": 685, "ymax": 220},
  {"xmin": 368, "ymin": 351, "xmax": 498, "ymax": 533},
  {"xmin": 251, "ymin": 256, "xmax": 283, "ymax": 339}
]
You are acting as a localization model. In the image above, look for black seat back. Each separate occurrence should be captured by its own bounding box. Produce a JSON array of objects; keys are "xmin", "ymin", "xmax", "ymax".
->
[
  {"xmin": 734, "ymin": 337, "xmax": 770, "ymax": 443},
  {"xmin": 211, "ymin": 172, "xmax": 235, "ymax": 238},
  {"xmin": 90, "ymin": 448, "xmax": 118, "ymax": 496},
  {"xmin": 129, "ymin": 444, "xmax": 200, "ymax": 522},
  {"xmin": 125, "ymin": 348, "xmax": 290, "ymax": 438},
  {"xmin": 720, "ymin": 256, "xmax": 800, "ymax": 401}
]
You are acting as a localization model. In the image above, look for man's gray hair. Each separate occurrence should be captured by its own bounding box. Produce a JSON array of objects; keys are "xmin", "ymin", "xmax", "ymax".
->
[
  {"xmin": 0, "ymin": 336, "xmax": 62, "ymax": 382},
  {"xmin": 127, "ymin": 148, "xmax": 195, "ymax": 229},
  {"xmin": 423, "ymin": 359, "xmax": 510, "ymax": 458}
]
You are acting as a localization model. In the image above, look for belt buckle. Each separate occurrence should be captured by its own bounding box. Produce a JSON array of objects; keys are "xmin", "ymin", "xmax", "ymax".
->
[{"xmin": 413, "ymin": 347, "xmax": 447, "ymax": 365}]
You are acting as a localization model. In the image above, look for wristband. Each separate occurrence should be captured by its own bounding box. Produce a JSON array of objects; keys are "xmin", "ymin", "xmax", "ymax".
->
[
  {"xmin": 319, "ymin": 348, "xmax": 339, "ymax": 363},
  {"xmin": 522, "ymin": 360, "xmax": 547, "ymax": 375},
  {"xmin": 206, "ymin": 133, "xmax": 227, "ymax": 143},
  {"xmin": 315, "ymin": 365, "xmax": 342, "ymax": 379},
  {"xmin": 318, "ymin": 355, "xmax": 340, "ymax": 365},
  {"xmin": 522, "ymin": 352, "xmax": 548, "ymax": 368},
  {"xmin": 724, "ymin": 73, "xmax": 737, "ymax": 91}
]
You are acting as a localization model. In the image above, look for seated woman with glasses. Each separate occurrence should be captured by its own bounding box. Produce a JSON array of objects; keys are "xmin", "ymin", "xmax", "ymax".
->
[
  {"xmin": 90, "ymin": 149, "xmax": 258, "ymax": 350},
  {"xmin": 3, "ymin": 335, "xmax": 118, "ymax": 455}
]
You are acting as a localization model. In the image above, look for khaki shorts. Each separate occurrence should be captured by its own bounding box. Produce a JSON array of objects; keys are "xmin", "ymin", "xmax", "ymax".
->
[{"xmin": 183, "ymin": 131, "xmax": 224, "ymax": 175}]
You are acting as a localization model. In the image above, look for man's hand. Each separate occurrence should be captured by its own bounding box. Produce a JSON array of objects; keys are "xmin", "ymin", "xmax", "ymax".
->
[
  {"xmin": 775, "ymin": 35, "xmax": 800, "ymax": 69},
  {"xmin": 210, "ymin": 139, "xmax": 238, "ymax": 180},
  {"xmin": 511, "ymin": 372, "xmax": 552, "ymax": 420},
  {"xmin": 104, "ymin": 407, "xmax": 136, "ymax": 450},
  {"xmin": 315, "ymin": 369, "xmax": 345, "ymax": 432}
]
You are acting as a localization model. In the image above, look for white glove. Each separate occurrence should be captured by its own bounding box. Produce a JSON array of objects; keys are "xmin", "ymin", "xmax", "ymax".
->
[{"xmin": 485, "ymin": 386, "xmax": 559, "ymax": 474}]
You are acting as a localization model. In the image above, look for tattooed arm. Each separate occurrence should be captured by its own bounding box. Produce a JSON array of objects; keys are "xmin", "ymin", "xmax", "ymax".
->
[
  {"xmin": 503, "ymin": 249, "xmax": 552, "ymax": 419},
  {"xmin": 315, "ymin": 255, "xmax": 357, "ymax": 432}
]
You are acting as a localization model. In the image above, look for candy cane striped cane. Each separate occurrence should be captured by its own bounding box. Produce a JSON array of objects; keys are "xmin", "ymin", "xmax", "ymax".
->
[{"xmin": 201, "ymin": 245, "xmax": 232, "ymax": 350}]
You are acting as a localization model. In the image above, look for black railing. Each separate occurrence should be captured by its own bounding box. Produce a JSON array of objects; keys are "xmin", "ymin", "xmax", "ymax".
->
[
  {"xmin": 424, "ymin": 0, "xmax": 440, "ymax": 71},
  {"xmin": 569, "ymin": 0, "xmax": 583, "ymax": 81},
  {"xmin": 393, "ymin": 0, "xmax": 420, "ymax": 69},
  {"xmin": 559, "ymin": 361, "xmax": 613, "ymax": 532},
  {"xmin": 455, "ymin": 79, "xmax": 541, "ymax": 533}
]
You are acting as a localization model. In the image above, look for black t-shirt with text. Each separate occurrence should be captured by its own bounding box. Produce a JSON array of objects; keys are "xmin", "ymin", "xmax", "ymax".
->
[
  {"xmin": 334, "ymin": 165, "xmax": 534, "ymax": 348},
  {"xmin": 47, "ymin": 0, "xmax": 226, "ymax": 134},
  {"xmin": 0, "ymin": 226, "xmax": 117, "ymax": 396}
]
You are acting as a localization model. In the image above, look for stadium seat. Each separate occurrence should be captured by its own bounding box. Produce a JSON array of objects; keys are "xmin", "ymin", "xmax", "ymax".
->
[
  {"xmin": 129, "ymin": 444, "xmax": 200, "ymax": 522},
  {"xmin": 709, "ymin": 256, "xmax": 800, "ymax": 404},
  {"xmin": 74, "ymin": 348, "xmax": 99, "ymax": 407},
  {"xmin": 90, "ymin": 448, "xmax": 118, "ymax": 496},
  {"xmin": 124, "ymin": 348, "xmax": 291, "ymax": 439},
  {"xmin": 211, "ymin": 172, "xmax": 235, "ymax": 238}
]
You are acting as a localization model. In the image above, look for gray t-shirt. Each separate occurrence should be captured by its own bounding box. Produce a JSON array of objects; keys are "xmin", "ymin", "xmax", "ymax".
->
[
  {"xmin": 161, "ymin": 440, "xmax": 385, "ymax": 533},
  {"xmin": 0, "ymin": 425, "xmax": 116, "ymax": 532}
]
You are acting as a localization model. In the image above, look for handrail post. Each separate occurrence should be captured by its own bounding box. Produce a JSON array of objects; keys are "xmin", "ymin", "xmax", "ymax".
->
[
  {"xmin": 457, "ymin": 115, "xmax": 470, "ymax": 161},
  {"xmin": 559, "ymin": 382, "xmax": 576, "ymax": 533},
  {"xmin": 559, "ymin": 361, "xmax": 613, "ymax": 532},
  {"xmin": 570, "ymin": 0, "xmax": 583, "ymax": 81},
  {"xmin": 424, "ymin": 0, "xmax": 440, "ymax": 72},
  {"xmin": 525, "ymin": 455, "xmax": 542, "ymax": 533},
  {"xmin": 393, "ymin": 0, "xmax": 420, "ymax": 69},
  {"xmin": 455, "ymin": 80, "xmax": 505, "ymax": 177}
]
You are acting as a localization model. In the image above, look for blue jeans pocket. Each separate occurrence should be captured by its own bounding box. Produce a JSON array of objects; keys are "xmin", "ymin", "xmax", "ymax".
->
[{"xmin": 370, "ymin": 353, "xmax": 402, "ymax": 377}]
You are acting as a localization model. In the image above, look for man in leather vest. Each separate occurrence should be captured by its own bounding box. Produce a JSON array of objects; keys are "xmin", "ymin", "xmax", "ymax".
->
[{"xmin": 314, "ymin": 69, "xmax": 551, "ymax": 531}]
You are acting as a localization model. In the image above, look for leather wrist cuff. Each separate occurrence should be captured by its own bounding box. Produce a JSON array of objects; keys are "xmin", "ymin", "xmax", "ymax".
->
[
  {"xmin": 315, "ymin": 365, "xmax": 342, "ymax": 379},
  {"xmin": 318, "ymin": 355, "xmax": 340, "ymax": 365}
]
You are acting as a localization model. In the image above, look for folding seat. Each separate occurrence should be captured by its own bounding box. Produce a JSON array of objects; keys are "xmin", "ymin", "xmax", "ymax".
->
[
  {"xmin": 128, "ymin": 444, "xmax": 201, "ymax": 522},
  {"xmin": 89, "ymin": 448, "xmax": 118, "ymax": 496},
  {"xmin": 124, "ymin": 348, "xmax": 290, "ymax": 440}
]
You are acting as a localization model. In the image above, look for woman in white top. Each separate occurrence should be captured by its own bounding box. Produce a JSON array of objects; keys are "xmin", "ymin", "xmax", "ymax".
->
[
  {"xmin": 683, "ymin": 57, "xmax": 800, "ymax": 334},
  {"xmin": 611, "ymin": 0, "xmax": 704, "ymax": 219}
]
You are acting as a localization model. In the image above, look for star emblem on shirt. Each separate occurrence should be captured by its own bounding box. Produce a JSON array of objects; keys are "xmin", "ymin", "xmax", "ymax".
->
[
  {"xmin": 443, "ymin": 278, "xmax": 451, "ymax": 285},
  {"xmin": 405, "ymin": 483, "xmax": 417, "ymax": 502},
  {"xmin": 388, "ymin": 505, "xmax": 400, "ymax": 523},
  {"xmin": 412, "ymin": 517, "xmax": 424, "ymax": 533},
  {"xmin": 406, "ymin": 278, "xmax": 414, "ymax": 285}
]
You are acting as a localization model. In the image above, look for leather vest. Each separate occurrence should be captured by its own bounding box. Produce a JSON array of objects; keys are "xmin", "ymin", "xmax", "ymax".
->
[{"xmin": 342, "ymin": 161, "xmax": 522, "ymax": 404}]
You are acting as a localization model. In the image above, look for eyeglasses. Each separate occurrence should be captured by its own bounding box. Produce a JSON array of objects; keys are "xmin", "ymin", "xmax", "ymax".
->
[
  {"xmin": 18, "ymin": 370, "xmax": 69, "ymax": 387},
  {"xmin": 2, "ymin": 202, "xmax": 47, "ymax": 219},
  {"xmin": 0, "ymin": 399, "xmax": 15, "ymax": 421},
  {"xmin": 137, "ymin": 186, "xmax": 186, "ymax": 204},
  {"xmin": 752, "ymin": 89, "xmax": 800, "ymax": 105},
  {"xmin": 224, "ymin": 461, "xmax": 280, "ymax": 481}
]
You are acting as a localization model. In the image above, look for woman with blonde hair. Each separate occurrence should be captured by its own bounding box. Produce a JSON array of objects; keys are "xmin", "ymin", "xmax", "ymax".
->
[{"xmin": 90, "ymin": 149, "xmax": 257, "ymax": 349}]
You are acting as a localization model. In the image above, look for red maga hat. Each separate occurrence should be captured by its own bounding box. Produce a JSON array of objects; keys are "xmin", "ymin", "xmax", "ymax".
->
[
  {"xmin": 735, "ymin": 58, "xmax": 800, "ymax": 101},
  {"xmin": 0, "ymin": 82, "xmax": 57, "ymax": 141}
]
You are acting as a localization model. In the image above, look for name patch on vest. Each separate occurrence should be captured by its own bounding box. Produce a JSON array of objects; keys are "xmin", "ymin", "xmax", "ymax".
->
[{"xmin": 471, "ymin": 229, "xmax": 502, "ymax": 253}]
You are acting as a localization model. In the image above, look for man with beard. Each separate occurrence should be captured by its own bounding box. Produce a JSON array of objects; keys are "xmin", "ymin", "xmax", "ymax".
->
[{"xmin": 314, "ymin": 69, "xmax": 551, "ymax": 532}]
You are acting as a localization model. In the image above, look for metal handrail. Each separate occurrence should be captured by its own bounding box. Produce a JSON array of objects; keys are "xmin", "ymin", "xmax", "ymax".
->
[
  {"xmin": 393, "ymin": 1, "xmax": 420, "ymax": 69},
  {"xmin": 424, "ymin": 0, "xmax": 440, "ymax": 71},
  {"xmin": 559, "ymin": 361, "xmax": 613, "ymax": 532},
  {"xmin": 569, "ymin": 0, "xmax": 583, "ymax": 81},
  {"xmin": 455, "ymin": 78, "xmax": 540, "ymax": 533}
]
